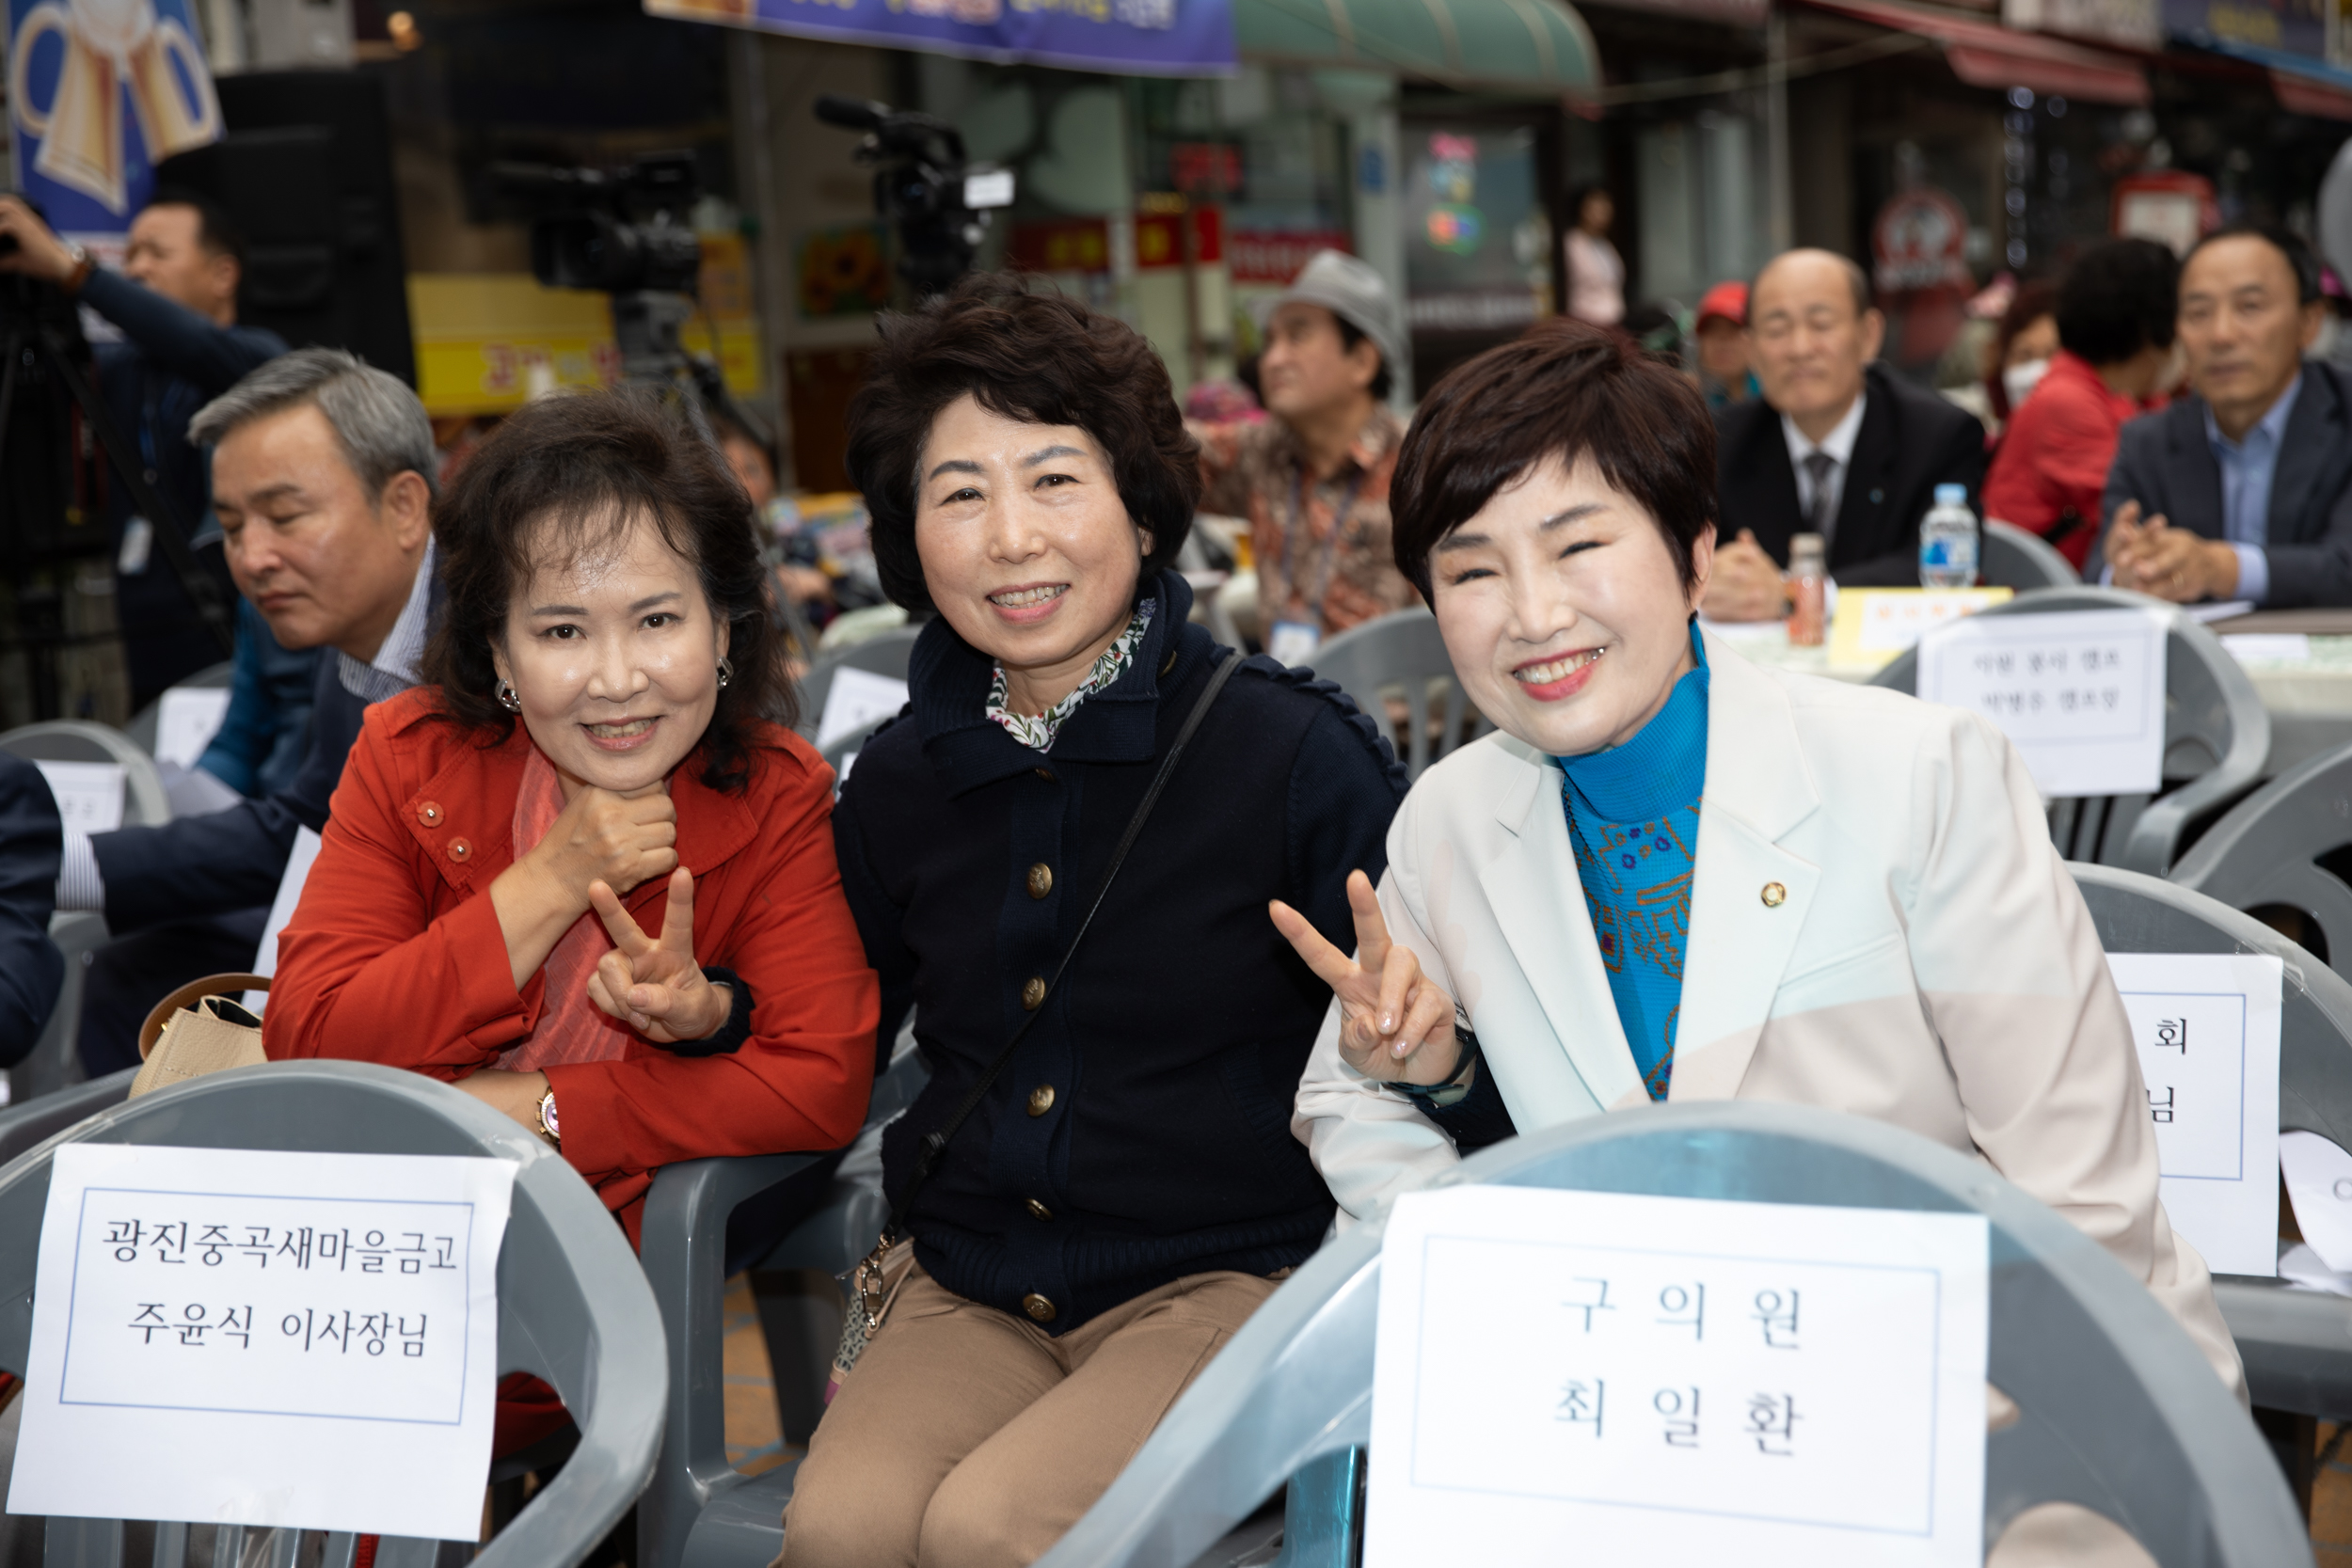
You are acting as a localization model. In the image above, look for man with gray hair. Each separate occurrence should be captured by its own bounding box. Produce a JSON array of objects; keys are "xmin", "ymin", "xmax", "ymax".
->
[{"xmin": 66, "ymin": 347, "xmax": 440, "ymax": 1075}]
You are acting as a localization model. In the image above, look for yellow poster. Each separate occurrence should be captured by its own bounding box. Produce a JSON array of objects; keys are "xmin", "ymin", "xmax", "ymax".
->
[{"xmin": 408, "ymin": 234, "xmax": 763, "ymax": 416}]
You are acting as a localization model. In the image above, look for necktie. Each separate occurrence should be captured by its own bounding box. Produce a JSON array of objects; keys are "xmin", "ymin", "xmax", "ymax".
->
[{"xmin": 1802, "ymin": 450, "xmax": 1838, "ymax": 546}]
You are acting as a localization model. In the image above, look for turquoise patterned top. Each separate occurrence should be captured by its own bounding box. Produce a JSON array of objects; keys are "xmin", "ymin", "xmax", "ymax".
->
[{"xmin": 1557, "ymin": 626, "xmax": 1710, "ymax": 1101}]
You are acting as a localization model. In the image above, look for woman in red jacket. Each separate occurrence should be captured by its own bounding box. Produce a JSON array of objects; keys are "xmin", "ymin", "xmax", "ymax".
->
[
  {"xmin": 1982, "ymin": 239, "xmax": 2179, "ymax": 571},
  {"xmin": 264, "ymin": 390, "xmax": 879, "ymax": 1244}
]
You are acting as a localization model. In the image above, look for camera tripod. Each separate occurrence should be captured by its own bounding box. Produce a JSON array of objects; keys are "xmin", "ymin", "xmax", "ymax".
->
[{"xmin": 0, "ymin": 298, "xmax": 234, "ymax": 718}]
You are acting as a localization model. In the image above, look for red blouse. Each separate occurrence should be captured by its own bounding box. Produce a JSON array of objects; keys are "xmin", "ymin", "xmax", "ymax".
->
[
  {"xmin": 1983, "ymin": 350, "xmax": 2161, "ymax": 570},
  {"xmin": 264, "ymin": 688, "xmax": 879, "ymax": 1243}
]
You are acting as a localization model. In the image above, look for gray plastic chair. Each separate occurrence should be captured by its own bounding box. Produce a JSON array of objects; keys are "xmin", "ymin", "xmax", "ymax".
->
[
  {"xmin": 0, "ymin": 722, "xmax": 170, "ymax": 1106},
  {"xmin": 637, "ymin": 1049, "xmax": 930, "ymax": 1568},
  {"xmin": 0, "ymin": 1060, "xmax": 667, "ymax": 1568},
  {"xmin": 123, "ymin": 661, "xmax": 236, "ymax": 758},
  {"xmin": 1870, "ymin": 586, "xmax": 2270, "ymax": 875},
  {"xmin": 1981, "ymin": 519, "xmax": 2082, "ymax": 590},
  {"xmin": 794, "ymin": 629, "xmax": 921, "ymax": 742},
  {"xmin": 0, "ymin": 720, "xmax": 171, "ymax": 828},
  {"xmin": 0, "ymin": 1068, "xmax": 131, "ymax": 1167},
  {"xmin": 2069, "ymin": 863, "xmax": 2352, "ymax": 1439},
  {"xmin": 2170, "ymin": 737, "xmax": 2352, "ymax": 986},
  {"xmin": 1036, "ymin": 1100, "xmax": 2307, "ymax": 1568},
  {"xmin": 1306, "ymin": 609, "xmax": 1490, "ymax": 784}
]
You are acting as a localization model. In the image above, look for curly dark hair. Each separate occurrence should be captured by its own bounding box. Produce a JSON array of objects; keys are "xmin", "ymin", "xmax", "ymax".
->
[
  {"xmin": 419, "ymin": 389, "xmax": 794, "ymax": 793},
  {"xmin": 2057, "ymin": 238, "xmax": 2181, "ymax": 367},
  {"xmin": 1391, "ymin": 317, "xmax": 1717, "ymax": 601},
  {"xmin": 845, "ymin": 273, "xmax": 1199, "ymax": 612}
]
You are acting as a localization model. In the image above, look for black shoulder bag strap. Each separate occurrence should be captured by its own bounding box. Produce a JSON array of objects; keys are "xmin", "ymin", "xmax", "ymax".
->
[{"xmin": 877, "ymin": 647, "xmax": 1244, "ymax": 1250}]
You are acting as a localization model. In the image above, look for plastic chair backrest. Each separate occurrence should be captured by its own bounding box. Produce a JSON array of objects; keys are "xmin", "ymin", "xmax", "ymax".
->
[
  {"xmin": 795, "ymin": 629, "xmax": 921, "ymax": 741},
  {"xmin": 2170, "ymin": 736, "xmax": 2352, "ymax": 988},
  {"xmin": 124, "ymin": 662, "xmax": 236, "ymax": 758},
  {"xmin": 819, "ymin": 718, "xmax": 894, "ymax": 797},
  {"xmin": 0, "ymin": 720, "xmax": 171, "ymax": 828},
  {"xmin": 0, "ymin": 1061, "xmax": 667, "ymax": 1568},
  {"xmin": 1981, "ymin": 520, "xmax": 2081, "ymax": 590},
  {"xmin": 1306, "ymin": 609, "xmax": 1490, "ymax": 784},
  {"xmin": 635, "ymin": 1050, "xmax": 930, "ymax": 1568},
  {"xmin": 1036, "ymin": 1101, "xmax": 2305, "ymax": 1568},
  {"xmin": 2070, "ymin": 863, "xmax": 2352, "ymax": 1155},
  {"xmin": 1869, "ymin": 586, "xmax": 2269, "ymax": 874}
]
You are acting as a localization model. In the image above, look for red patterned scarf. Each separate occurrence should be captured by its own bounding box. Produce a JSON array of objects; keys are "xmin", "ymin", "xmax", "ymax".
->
[{"xmin": 495, "ymin": 746, "xmax": 639, "ymax": 1071}]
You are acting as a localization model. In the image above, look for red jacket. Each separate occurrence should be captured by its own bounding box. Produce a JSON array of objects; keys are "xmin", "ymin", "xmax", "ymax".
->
[
  {"xmin": 1983, "ymin": 350, "xmax": 2160, "ymax": 569},
  {"xmin": 265, "ymin": 689, "xmax": 879, "ymax": 1242}
]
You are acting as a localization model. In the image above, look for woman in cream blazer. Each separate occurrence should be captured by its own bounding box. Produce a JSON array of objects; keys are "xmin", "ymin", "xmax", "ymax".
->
[{"xmin": 1278, "ymin": 319, "xmax": 2242, "ymax": 1401}]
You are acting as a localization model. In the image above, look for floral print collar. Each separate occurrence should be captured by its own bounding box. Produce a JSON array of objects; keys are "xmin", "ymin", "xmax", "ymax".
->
[{"xmin": 986, "ymin": 598, "xmax": 1156, "ymax": 753}]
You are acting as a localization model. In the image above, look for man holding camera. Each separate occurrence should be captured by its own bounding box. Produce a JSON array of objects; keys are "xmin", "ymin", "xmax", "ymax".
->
[{"xmin": 0, "ymin": 191, "xmax": 288, "ymax": 707}]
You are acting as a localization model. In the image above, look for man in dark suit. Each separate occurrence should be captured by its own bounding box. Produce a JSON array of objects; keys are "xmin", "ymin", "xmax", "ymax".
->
[
  {"xmin": 1704, "ymin": 248, "xmax": 1987, "ymax": 621},
  {"xmin": 58, "ymin": 349, "xmax": 437, "ymax": 1073},
  {"xmin": 2101, "ymin": 225, "xmax": 2352, "ymax": 608},
  {"xmin": 0, "ymin": 757, "xmax": 63, "ymax": 1067}
]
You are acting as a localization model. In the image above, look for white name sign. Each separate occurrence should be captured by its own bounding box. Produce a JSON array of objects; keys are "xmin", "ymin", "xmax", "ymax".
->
[
  {"xmin": 8, "ymin": 1145, "xmax": 515, "ymax": 1541},
  {"xmin": 1369, "ymin": 1186, "xmax": 1988, "ymax": 1568},
  {"xmin": 154, "ymin": 686, "xmax": 233, "ymax": 769},
  {"xmin": 1916, "ymin": 608, "xmax": 2166, "ymax": 798},
  {"xmin": 34, "ymin": 760, "xmax": 125, "ymax": 834},
  {"xmin": 816, "ymin": 666, "xmax": 910, "ymax": 752},
  {"xmin": 2107, "ymin": 952, "xmax": 2282, "ymax": 1277}
]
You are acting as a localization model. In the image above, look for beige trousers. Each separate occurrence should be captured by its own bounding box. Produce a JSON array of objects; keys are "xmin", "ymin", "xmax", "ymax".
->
[{"xmin": 778, "ymin": 1263, "xmax": 1280, "ymax": 1568}]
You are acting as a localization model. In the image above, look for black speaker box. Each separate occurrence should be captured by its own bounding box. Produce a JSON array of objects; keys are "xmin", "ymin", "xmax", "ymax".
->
[{"xmin": 156, "ymin": 71, "xmax": 415, "ymax": 386}]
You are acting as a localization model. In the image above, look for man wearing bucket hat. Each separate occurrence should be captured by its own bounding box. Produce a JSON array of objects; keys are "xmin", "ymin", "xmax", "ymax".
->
[{"xmin": 1198, "ymin": 249, "xmax": 1419, "ymax": 665}]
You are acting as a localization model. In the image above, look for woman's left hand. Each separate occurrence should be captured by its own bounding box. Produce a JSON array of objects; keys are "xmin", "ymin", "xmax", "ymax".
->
[{"xmin": 586, "ymin": 866, "xmax": 733, "ymax": 1043}]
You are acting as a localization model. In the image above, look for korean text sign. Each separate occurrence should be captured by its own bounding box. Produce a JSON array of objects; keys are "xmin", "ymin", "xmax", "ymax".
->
[
  {"xmin": 1369, "ymin": 1186, "xmax": 1988, "ymax": 1568},
  {"xmin": 8, "ymin": 1145, "xmax": 516, "ymax": 1540},
  {"xmin": 2106, "ymin": 952, "xmax": 2282, "ymax": 1278},
  {"xmin": 1915, "ymin": 608, "xmax": 2167, "ymax": 799},
  {"xmin": 643, "ymin": 0, "xmax": 1232, "ymax": 76}
]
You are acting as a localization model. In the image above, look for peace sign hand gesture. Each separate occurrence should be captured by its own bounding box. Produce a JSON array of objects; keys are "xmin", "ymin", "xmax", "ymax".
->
[
  {"xmin": 586, "ymin": 867, "xmax": 732, "ymax": 1044},
  {"xmin": 1269, "ymin": 870, "xmax": 1464, "ymax": 1086}
]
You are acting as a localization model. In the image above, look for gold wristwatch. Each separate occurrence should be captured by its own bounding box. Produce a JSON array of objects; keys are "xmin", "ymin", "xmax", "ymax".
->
[{"xmin": 535, "ymin": 1087, "xmax": 562, "ymax": 1149}]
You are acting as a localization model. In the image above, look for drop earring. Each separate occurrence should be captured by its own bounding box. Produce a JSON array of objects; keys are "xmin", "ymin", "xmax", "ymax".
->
[
  {"xmin": 496, "ymin": 679, "xmax": 521, "ymax": 714},
  {"xmin": 716, "ymin": 657, "xmax": 734, "ymax": 690}
]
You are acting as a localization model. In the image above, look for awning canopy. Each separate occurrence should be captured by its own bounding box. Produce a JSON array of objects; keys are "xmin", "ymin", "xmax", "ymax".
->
[
  {"xmin": 2185, "ymin": 36, "xmax": 2352, "ymax": 120},
  {"xmin": 1233, "ymin": 0, "xmax": 1598, "ymax": 92},
  {"xmin": 1798, "ymin": 0, "xmax": 2151, "ymax": 104}
]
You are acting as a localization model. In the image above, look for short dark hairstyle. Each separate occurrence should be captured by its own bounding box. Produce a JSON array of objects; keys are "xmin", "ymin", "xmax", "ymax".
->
[
  {"xmin": 419, "ymin": 388, "xmax": 794, "ymax": 794},
  {"xmin": 1332, "ymin": 315, "xmax": 1396, "ymax": 402},
  {"xmin": 2057, "ymin": 238, "xmax": 2180, "ymax": 366},
  {"xmin": 2186, "ymin": 223, "xmax": 2324, "ymax": 306},
  {"xmin": 146, "ymin": 187, "xmax": 246, "ymax": 271},
  {"xmin": 1391, "ymin": 318, "xmax": 1717, "ymax": 601},
  {"xmin": 846, "ymin": 273, "xmax": 1198, "ymax": 612}
]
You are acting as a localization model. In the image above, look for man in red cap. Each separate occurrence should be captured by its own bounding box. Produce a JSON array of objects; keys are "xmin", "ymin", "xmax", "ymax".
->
[{"xmin": 1694, "ymin": 280, "xmax": 1755, "ymax": 408}]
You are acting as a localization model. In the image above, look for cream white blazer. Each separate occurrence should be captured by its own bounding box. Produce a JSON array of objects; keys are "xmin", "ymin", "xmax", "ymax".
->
[{"xmin": 1294, "ymin": 630, "xmax": 2244, "ymax": 1397}]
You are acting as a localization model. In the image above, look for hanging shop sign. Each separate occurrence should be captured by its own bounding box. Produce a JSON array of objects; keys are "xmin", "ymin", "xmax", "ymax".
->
[
  {"xmin": 7, "ymin": 0, "xmax": 222, "ymax": 252},
  {"xmin": 644, "ymin": 0, "xmax": 1233, "ymax": 75},
  {"xmin": 2162, "ymin": 0, "xmax": 2325, "ymax": 55}
]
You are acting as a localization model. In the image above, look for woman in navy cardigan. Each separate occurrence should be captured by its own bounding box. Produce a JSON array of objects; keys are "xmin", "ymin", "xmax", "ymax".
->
[{"xmin": 783, "ymin": 277, "xmax": 1406, "ymax": 1568}]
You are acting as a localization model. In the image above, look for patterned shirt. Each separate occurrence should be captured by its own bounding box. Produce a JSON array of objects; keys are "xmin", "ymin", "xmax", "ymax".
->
[
  {"xmin": 985, "ymin": 599, "xmax": 1154, "ymax": 753},
  {"xmin": 1558, "ymin": 630, "xmax": 1711, "ymax": 1101},
  {"xmin": 1195, "ymin": 406, "xmax": 1418, "ymax": 637}
]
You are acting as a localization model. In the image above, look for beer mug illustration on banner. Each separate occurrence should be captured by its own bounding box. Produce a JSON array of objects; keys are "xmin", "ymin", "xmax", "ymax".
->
[{"xmin": 8, "ymin": 0, "xmax": 220, "ymax": 215}]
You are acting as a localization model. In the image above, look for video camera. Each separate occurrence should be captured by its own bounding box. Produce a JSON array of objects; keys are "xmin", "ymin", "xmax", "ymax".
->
[
  {"xmin": 495, "ymin": 151, "xmax": 705, "ymax": 295},
  {"xmin": 814, "ymin": 95, "xmax": 1014, "ymax": 299}
]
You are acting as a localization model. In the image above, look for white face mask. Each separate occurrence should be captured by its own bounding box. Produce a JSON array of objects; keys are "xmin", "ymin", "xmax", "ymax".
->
[{"xmin": 2002, "ymin": 357, "xmax": 2050, "ymax": 410}]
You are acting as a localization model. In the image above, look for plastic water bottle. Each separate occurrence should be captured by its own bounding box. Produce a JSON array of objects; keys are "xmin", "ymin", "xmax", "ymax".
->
[{"xmin": 1918, "ymin": 483, "xmax": 1979, "ymax": 589}]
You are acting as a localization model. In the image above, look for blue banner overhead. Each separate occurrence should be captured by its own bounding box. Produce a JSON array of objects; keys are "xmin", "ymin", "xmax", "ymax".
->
[
  {"xmin": 645, "ymin": 0, "xmax": 1234, "ymax": 76},
  {"xmin": 7, "ymin": 0, "xmax": 223, "ymax": 244}
]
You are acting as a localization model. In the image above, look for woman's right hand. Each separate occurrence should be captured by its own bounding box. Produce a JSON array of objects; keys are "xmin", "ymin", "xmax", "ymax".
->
[
  {"xmin": 526, "ymin": 786, "xmax": 680, "ymax": 908},
  {"xmin": 1270, "ymin": 870, "xmax": 1463, "ymax": 1085}
]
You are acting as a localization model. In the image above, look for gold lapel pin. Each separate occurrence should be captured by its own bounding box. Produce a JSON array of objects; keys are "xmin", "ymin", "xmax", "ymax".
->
[{"xmin": 1760, "ymin": 881, "xmax": 1787, "ymax": 908}]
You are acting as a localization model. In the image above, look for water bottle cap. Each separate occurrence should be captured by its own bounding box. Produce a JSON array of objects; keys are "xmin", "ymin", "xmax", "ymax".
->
[{"xmin": 1934, "ymin": 483, "xmax": 1968, "ymax": 506}]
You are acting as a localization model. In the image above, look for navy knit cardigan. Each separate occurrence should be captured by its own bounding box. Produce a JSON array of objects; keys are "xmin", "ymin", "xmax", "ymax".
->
[{"xmin": 832, "ymin": 570, "xmax": 1407, "ymax": 1332}]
